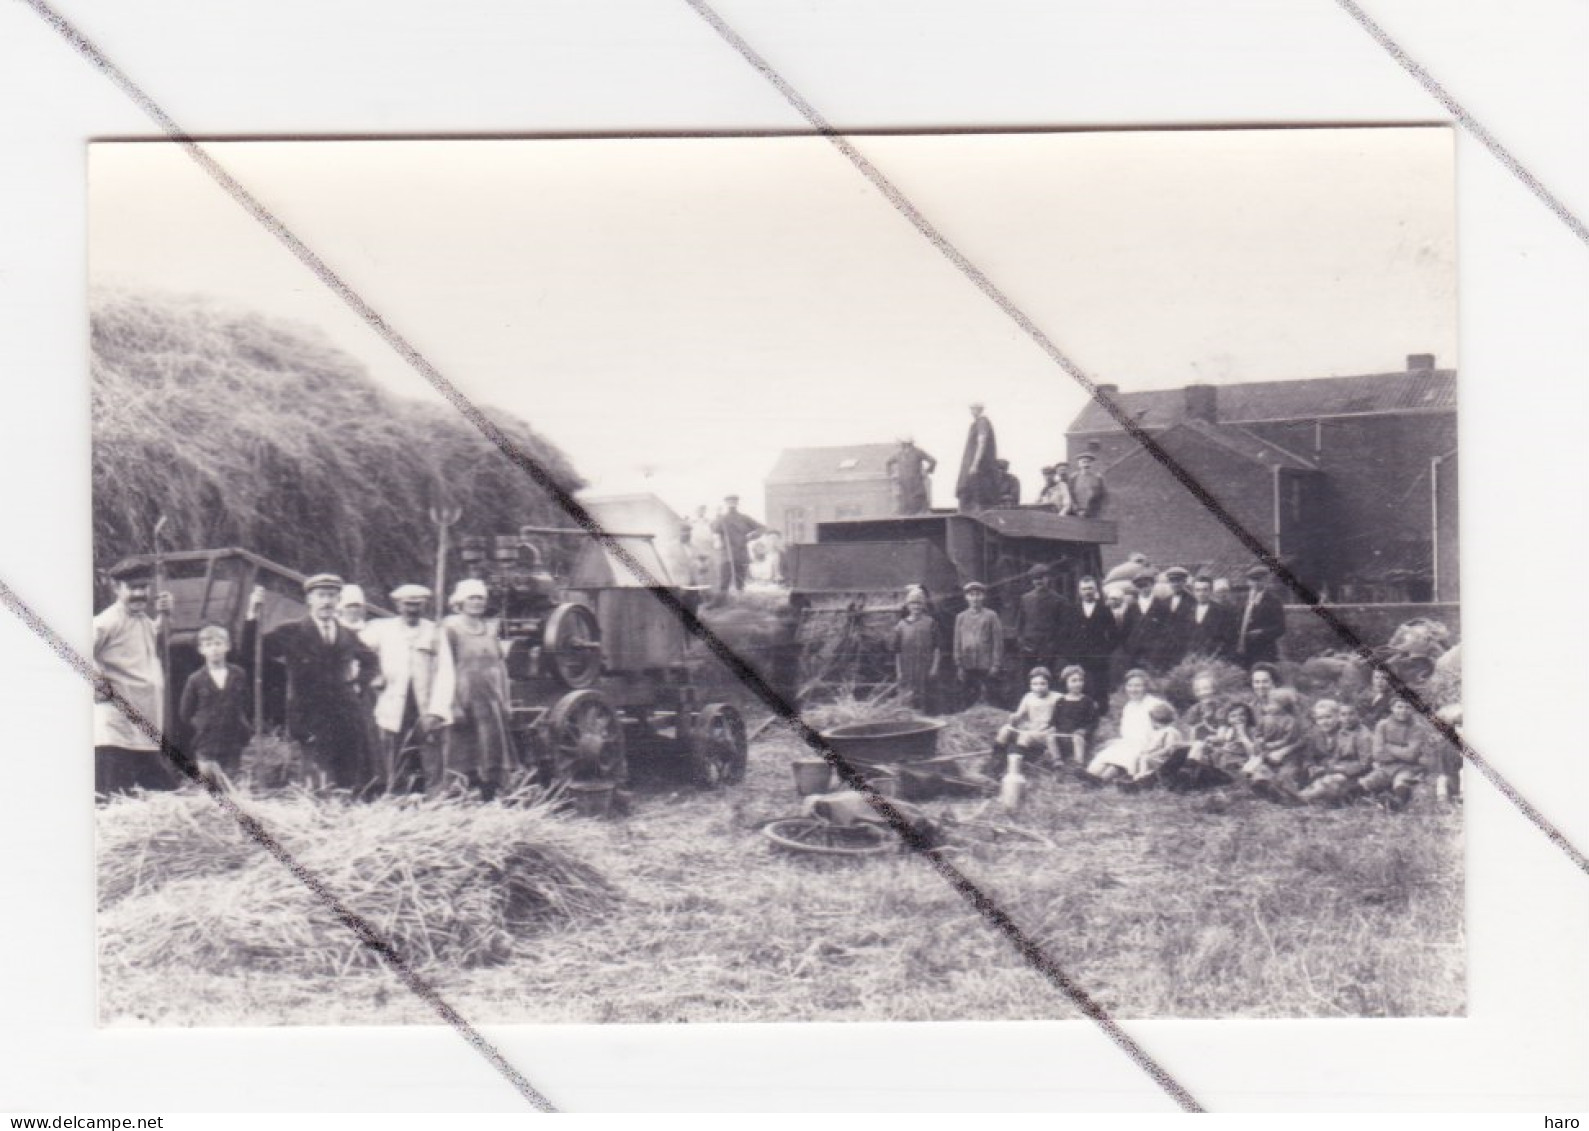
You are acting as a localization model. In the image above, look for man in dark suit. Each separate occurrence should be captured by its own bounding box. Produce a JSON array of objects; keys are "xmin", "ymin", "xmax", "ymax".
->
[
  {"xmin": 1148, "ymin": 565, "xmax": 1197, "ymax": 671},
  {"xmin": 1235, "ymin": 565, "xmax": 1288, "ymax": 667},
  {"xmin": 1119, "ymin": 569, "xmax": 1163, "ymax": 672},
  {"xmin": 1185, "ymin": 574, "xmax": 1236, "ymax": 661},
  {"xmin": 244, "ymin": 573, "xmax": 379, "ymax": 791},
  {"xmin": 1071, "ymin": 575, "xmax": 1118, "ymax": 699},
  {"xmin": 1013, "ymin": 564, "xmax": 1071, "ymax": 674}
]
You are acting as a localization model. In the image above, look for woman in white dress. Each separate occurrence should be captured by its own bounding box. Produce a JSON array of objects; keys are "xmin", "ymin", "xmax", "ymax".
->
[{"xmin": 1085, "ymin": 668, "xmax": 1172, "ymax": 783}]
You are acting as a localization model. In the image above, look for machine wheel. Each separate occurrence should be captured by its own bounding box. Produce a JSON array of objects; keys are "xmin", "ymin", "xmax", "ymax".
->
[
  {"xmin": 762, "ymin": 817, "xmax": 891, "ymax": 857},
  {"xmin": 688, "ymin": 703, "xmax": 748, "ymax": 788},
  {"xmin": 543, "ymin": 603, "xmax": 603, "ymax": 689},
  {"xmin": 545, "ymin": 690, "xmax": 627, "ymax": 785}
]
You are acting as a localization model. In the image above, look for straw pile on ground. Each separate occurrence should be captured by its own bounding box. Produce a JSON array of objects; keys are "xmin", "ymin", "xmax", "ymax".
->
[
  {"xmin": 91, "ymin": 288, "xmax": 583, "ymax": 597},
  {"xmin": 98, "ymin": 789, "xmax": 619, "ymax": 976}
]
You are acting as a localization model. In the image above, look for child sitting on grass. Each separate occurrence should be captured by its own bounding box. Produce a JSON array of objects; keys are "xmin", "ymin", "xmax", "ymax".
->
[
  {"xmin": 1360, "ymin": 697, "xmax": 1428, "ymax": 809},
  {"xmin": 1189, "ymin": 700, "xmax": 1257, "ymax": 781},
  {"xmin": 1245, "ymin": 663, "xmax": 1308, "ymax": 803},
  {"xmin": 1179, "ymin": 671, "xmax": 1233, "ymax": 787},
  {"xmin": 1047, "ymin": 665, "xmax": 1101, "ymax": 768},
  {"xmin": 1085, "ymin": 668, "xmax": 1170, "ymax": 784},
  {"xmin": 1298, "ymin": 698, "xmax": 1374, "ymax": 806},
  {"xmin": 178, "ymin": 623, "xmax": 252, "ymax": 780},
  {"xmin": 1128, "ymin": 701, "xmax": 1190, "ymax": 788},
  {"xmin": 991, "ymin": 666, "xmax": 1061, "ymax": 774},
  {"xmin": 1088, "ymin": 700, "xmax": 1182, "ymax": 787},
  {"xmin": 1336, "ymin": 700, "xmax": 1373, "ymax": 750}
]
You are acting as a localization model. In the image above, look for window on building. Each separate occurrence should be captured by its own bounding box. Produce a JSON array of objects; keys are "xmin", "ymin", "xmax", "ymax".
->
[{"xmin": 784, "ymin": 507, "xmax": 807, "ymax": 544}]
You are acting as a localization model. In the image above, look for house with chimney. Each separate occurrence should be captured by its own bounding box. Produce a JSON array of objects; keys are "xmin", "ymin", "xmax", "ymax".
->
[
  {"xmin": 765, "ymin": 443, "xmax": 900, "ymax": 544},
  {"xmin": 1066, "ymin": 356, "xmax": 1458, "ymax": 604}
]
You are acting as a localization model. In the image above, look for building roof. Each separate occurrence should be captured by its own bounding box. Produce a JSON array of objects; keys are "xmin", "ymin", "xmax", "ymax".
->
[
  {"xmin": 1067, "ymin": 368, "xmax": 1457, "ymax": 434},
  {"xmin": 766, "ymin": 443, "xmax": 899, "ymax": 484}
]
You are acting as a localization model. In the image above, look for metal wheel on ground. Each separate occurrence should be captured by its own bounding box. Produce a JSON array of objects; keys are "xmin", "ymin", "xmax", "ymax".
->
[
  {"xmin": 688, "ymin": 702, "xmax": 747, "ymax": 788},
  {"xmin": 762, "ymin": 817, "xmax": 891, "ymax": 857},
  {"xmin": 545, "ymin": 689, "xmax": 627, "ymax": 785}
]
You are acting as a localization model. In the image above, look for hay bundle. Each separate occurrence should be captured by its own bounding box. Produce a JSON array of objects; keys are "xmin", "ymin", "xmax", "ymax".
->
[
  {"xmin": 98, "ymin": 790, "xmax": 619, "ymax": 974},
  {"xmin": 802, "ymin": 690, "xmax": 917, "ymax": 732},
  {"xmin": 98, "ymin": 792, "xmax": 264, "ymax": 906},
  {"xmin": 937, "ymin": 706, "xmax": 1008, "ymax": 754},
  {"xmin": 792, "ymin": 693, "xmax": 1003, "ymax": 758},
  {"xmin": 91, "ymin": 288, "xmax": 583, "ymax": 599}
]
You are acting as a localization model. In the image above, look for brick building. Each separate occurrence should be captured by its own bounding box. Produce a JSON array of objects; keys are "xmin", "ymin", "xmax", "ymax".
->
[
  {"xmin": 765, "ymin": 443, "xmax": 900, "ymax": 544},
  {"xmin": 1066, "ymin": 357, "xmax": 1457, "ymax": 602}
]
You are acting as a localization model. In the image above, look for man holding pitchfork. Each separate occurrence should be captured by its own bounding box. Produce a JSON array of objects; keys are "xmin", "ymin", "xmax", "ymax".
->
[{"xmin": 93, "ymin": 559, "xmax": 176, "ymax": 796}]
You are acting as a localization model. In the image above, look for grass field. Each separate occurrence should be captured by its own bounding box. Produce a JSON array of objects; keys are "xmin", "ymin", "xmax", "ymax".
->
[{"xmin": 98, "ymin": 707, "xmax": 1463, "ymax": 1027}]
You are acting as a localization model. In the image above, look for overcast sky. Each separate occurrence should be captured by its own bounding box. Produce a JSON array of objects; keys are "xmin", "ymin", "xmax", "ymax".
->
[{"xmin": 90, "ymin": 128, "xmax": 1456, "ymax": 516}]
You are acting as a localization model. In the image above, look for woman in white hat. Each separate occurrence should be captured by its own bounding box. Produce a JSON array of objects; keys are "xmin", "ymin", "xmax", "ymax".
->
[{"xmin": 437, "ymin": 578, "xmax": 517, "ymax": 799}]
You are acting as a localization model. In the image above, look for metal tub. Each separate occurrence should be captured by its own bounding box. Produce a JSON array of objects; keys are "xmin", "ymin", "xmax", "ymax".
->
[{"xmin": 817, "ymin": 719, "xmax": 946, "ymax": 766}]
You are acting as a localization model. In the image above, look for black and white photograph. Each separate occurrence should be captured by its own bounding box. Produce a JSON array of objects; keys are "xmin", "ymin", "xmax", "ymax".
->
[{"xmin": 85, "ymin": 127, "xmax": 1469, "ymax": 1029}]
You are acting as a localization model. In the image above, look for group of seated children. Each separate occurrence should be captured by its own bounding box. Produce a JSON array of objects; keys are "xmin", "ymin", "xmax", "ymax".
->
[{"xmin": 986, "ymin": 661, "xmax": 1459, "ymax": 808}]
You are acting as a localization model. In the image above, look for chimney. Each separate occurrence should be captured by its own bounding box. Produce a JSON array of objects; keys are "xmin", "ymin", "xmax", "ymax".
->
[
  {"xmin": 1183, "ymin": 383, "xmax": 1218, "ymax": 423},
  {"xmin": 1407, "ymin": 353, "xmax": 1436, "ymax": 372}
]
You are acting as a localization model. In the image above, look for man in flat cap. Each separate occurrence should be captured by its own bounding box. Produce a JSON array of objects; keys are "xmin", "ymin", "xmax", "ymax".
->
[
  {"xmin": 1148, "ymin": 565, "xmax": 1197, "ymax": 670},
  {"xmin": 244, "ymin": 573, "xmax": 379, "ymax": 791},
  {"xmin": 1119, "ymin": 568, "xmax": 1164, "ymax": 672},
  {"xmin": 1235, "ymin": 564, "xmax": 1288, "ymax": 667},
  {"xmin": 359, "ymin": 583, "xmax": 455, "ymax": 793},
  {"xmin": 886, "ymin": 436, "xmax": 937, "ymax": 516},
  {"xmin": 1014, "ymin": 564, "xmax": 1073, "ymax": 676},
  {"xmin": 1068, "ymin": 450, "xmax": 1108, "ymax": 518},
  {"xmin": 956, "ymin": 402, "xmax": 999, "ymax": 512},
  {"xmin": 93, "ymin": 560, "xmax": 177, "ymax": 796},
  {"xmin": 712, "ymin": 495, "xmax": 766, "ymax": 594},
  {"xmin": 952, "ymin": 580, "xmax": 1004, "ymax": 707}
]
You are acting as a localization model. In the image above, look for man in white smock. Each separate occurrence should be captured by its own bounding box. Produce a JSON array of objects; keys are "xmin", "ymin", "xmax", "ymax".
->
[
  {"xmin": 359, "ymin": 583, "xmax": 454, "ymax": 792},
  {"xmin": 93, "ymin": 559, "xmax": 175, "ymax": 795}
]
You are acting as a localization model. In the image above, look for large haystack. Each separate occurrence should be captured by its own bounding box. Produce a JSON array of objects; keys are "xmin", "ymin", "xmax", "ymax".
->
[
  {"xmin": 97, "ymin": 790, "xmax": 620, "ymax": 975},
  {"xmin": 91, "ymin": 289, "xmax": 583, "ymax": 598}
]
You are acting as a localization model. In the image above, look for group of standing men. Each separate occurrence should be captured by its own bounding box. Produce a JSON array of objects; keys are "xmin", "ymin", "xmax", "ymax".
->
[
  {"xmin": 886, "ymin": 402, "xmax": 1108, "ymax": 517},
  {"xmin": 1106, "ymin": 562, "xmax": 1288, "ymax": 677},
  {"xmin": 93, "ymin": 560, "xmax": 524, "ymax": 800},
  {"xmin": 887, "ymin": 558, "xmax": 1289, "ymax": 713}
]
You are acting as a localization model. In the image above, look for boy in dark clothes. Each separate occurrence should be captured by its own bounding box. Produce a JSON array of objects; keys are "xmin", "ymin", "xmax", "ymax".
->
[
  {"xmin": 179, "ymin": 623, "xmax": 252, "ymax": 777},
  {"xmin": 1361, "ymin": 697, "xmax": 1427, "ymax": 809}
]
